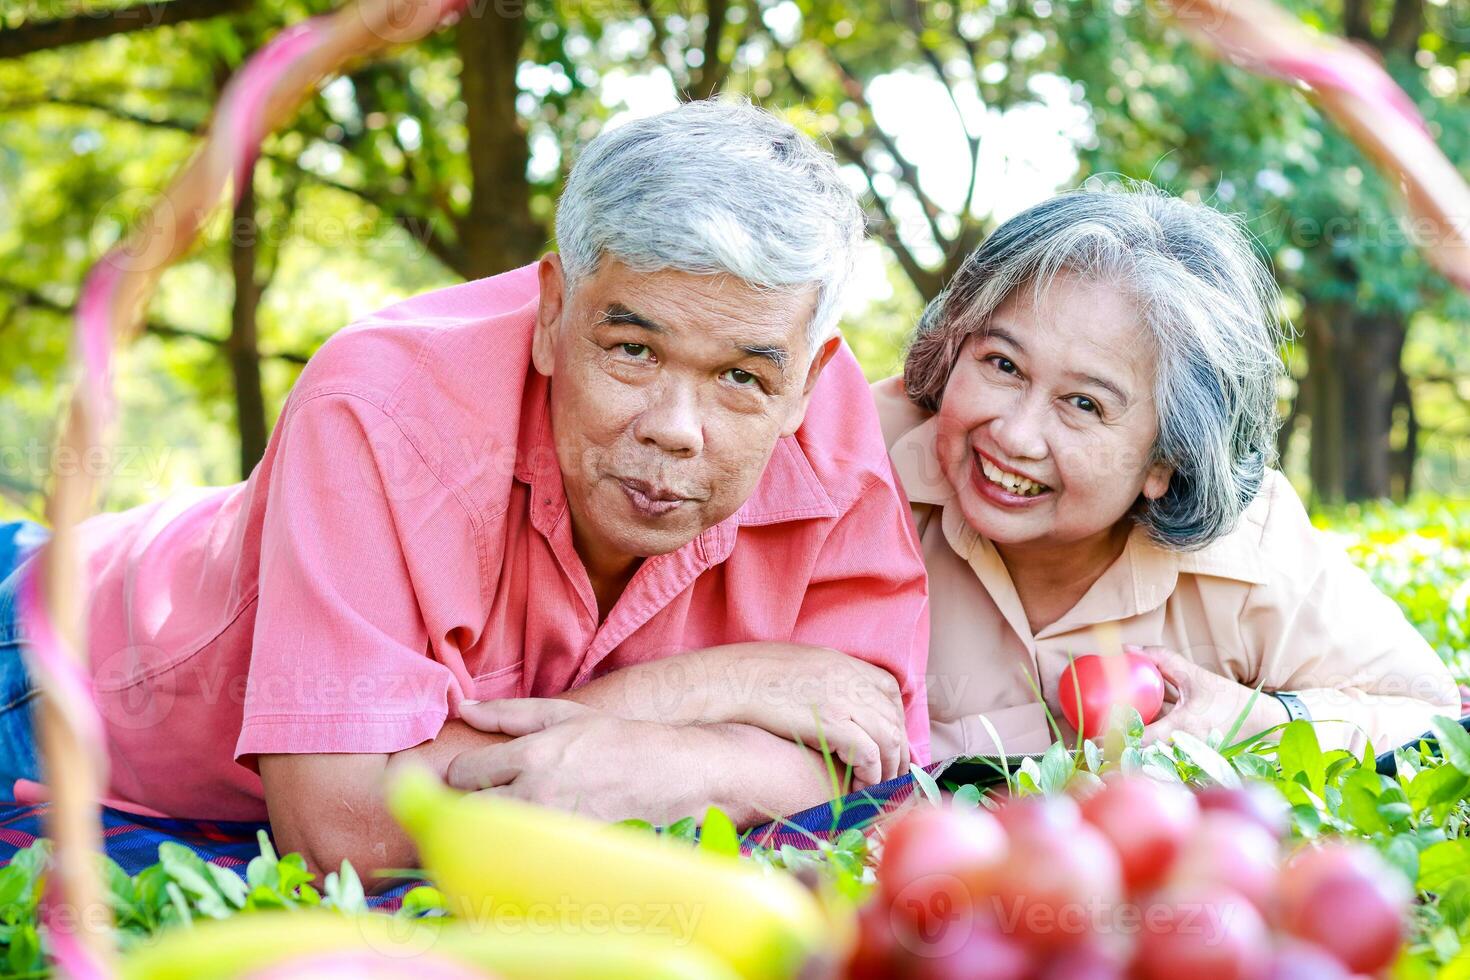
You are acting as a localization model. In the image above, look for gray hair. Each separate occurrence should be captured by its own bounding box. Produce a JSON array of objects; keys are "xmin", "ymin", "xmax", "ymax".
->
[
  {"xmin": 555, "ymin": 100, "xmax": 864, "ymax": 348},
  {"xmin": 904, "ymin": 183, "xmax": 1285, "ymax": 550}
]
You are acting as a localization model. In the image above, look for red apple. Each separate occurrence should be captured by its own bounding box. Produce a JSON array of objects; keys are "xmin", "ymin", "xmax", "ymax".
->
[
  {"xmin": 1080, "ymin": 775, "xmax": 1199, "ymax": 892},
  {"xmin": 1277, "ymin": 843, "xmax": 1410, "ymax": 974},
  {"xmin": 1058, "ymin": 653, "xmax": 1166, "ymax": 739}
]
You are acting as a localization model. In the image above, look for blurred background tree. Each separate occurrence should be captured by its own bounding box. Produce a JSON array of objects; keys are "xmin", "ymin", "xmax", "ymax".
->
[{"xmin": 1, "ymin": 0, "xmax": 1468, "ymax": 516}]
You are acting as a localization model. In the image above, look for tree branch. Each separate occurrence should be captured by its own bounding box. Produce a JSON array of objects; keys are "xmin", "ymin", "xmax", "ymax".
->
[
  {"xmin": 690, "ymin": 0, "xmax": 731, "ymax": 100},
  {"xmin": 0, "ymin": 279, "xmax": 310, "ymax": 364},
  {"xmin": 0, "ymin": 96, "xmax": 467, "ymax": 274},
  {"xmin": 0, "ymin": 0, "xmax": 250, "ymax": 60}
]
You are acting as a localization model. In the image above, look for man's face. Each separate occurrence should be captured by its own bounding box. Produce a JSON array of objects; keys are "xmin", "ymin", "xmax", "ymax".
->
[{"xmin": 532, "ymin": 255, "xmax": 837, "ymax": 574}]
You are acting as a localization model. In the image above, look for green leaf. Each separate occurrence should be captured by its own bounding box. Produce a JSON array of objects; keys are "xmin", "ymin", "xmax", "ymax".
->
[
  {"xmin": 0, "ymin": 868, "xmax": 30, "ymax": 921},
  {"xmin": 698, "ymin": 807, "xmax": 740, "ymax": 858},
  {"xmin": 1171, "ymin": 731, "xmax": 1240, "ymax": 788},
  {"xmin": 615, "ymin": 819, "xmax": 655, "ymax": 834},
  {"xmin": 1407, "ymin": 759, "xmax": 1470, "ymax": 812},
  {"xmin": 951, "ymin": 784, "xmax": 982, "ymax": 809},
  {"xmin": 157, "ymin": 843, "xmax": 230, "ymax": 919},
  {"xmin": 910, "ymin": 763, "xmax": 942, "ymax": 805},
  {"xmin": 1384, "ymin": 833, "xmax": 1421, "ymax": 884},
  {"xmin": 1419, "ymin": 840, "xmax": 1470, "ymax": 893},
  {"xmin": 1039, "ymin": 741, "xmax": 1073, "ymax": 795},
  {"xmin": 1277, "ymin": 720, "xmax": 1325, "ymax": 794},
  {"xmin": 204, "ymin": 863, "xmax": 248, "ymax": 910},
  {"xmin": 1340, "ymin": 784, "xmax": 1388, "ymax": 834},
  {"xmin": 1083, "ymin": 739, "xmax": 1102, "ymax": 774},
  {"xmin": 1290, "ymin": 802, "xmax": 1322, "ymax": 838},
  {"xmin": 1431, "ymin": 717, "xmax": 1470, "ymax": 776},
  {"xmin": 664, "ymin": 816, "xmax": 698, "ymax": 842},
  {"xmin": 325, "ymin": 861, "xmax": 366, "ymax": 913},
  {"xmin": 397, "ymin": 886, "xmax": 445, "ymax": 918}
]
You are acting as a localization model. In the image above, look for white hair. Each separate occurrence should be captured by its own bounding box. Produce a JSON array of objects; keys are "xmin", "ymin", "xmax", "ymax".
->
[{"xmin": 555, "ymin": 100, "xmax": 864, "ymax": 347}]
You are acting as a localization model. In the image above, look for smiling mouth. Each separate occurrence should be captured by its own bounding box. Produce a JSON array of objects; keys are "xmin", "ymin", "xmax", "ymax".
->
[{"xmin": 976, "ymin": 453, "xmax": 1053, "ymax": 498}]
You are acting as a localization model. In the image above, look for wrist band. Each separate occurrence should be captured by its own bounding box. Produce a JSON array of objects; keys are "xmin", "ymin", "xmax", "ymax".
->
[{"xmin": 1270, "ymin": 691, "xmax": 1311, "ymax": 723}]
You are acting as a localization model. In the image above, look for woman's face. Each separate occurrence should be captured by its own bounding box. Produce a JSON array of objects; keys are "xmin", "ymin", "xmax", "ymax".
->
[{"xmin": 934, "ymin": 272, "xmax": 1173, "ymax": 552}]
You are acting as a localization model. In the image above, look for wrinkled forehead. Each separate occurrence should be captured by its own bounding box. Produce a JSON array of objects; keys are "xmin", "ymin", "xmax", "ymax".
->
[{"xmin": 570, "ymin": 260, "xmax": 821, "ymax": 351}]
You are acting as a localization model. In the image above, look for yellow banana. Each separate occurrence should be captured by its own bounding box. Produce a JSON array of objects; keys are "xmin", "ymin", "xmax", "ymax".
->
[
  {"xmin": 120, "ymin": 908, "xmax": 741, "ymax": 980},
  {"xmin": 387, "ymin": 768, "xmax": 835, "ymax": 980}
]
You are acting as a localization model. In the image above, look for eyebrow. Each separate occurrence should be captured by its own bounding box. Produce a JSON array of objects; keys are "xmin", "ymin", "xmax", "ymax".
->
[
  {"xmin": 598, "ymin": 303, "xmax": 790, "ymax": 372},
  {"xmin": 599, "ymin": 304, "xmax": 664, "ymax": 332},
  {"xmin": 983, "ymin": 327, "xmax": 1130, "ymax": 406}
]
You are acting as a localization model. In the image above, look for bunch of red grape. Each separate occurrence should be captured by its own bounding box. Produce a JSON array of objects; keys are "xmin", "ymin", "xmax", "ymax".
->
[{"xmin": 846, "ymin": 776, "xmax": 1411, "ymax": 979}]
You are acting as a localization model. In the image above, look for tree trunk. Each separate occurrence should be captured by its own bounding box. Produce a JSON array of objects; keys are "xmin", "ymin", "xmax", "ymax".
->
[
  {"xmin": 228, "ymin": 173, "xmax": 268, "ymax": 478},
  {"xmin": 454, "ymin": 11, "xmax": 544, "ymax": 277},
  {"xmin": 1302, "ymin": 303, "xmax": 1409, "ymax": 502}
]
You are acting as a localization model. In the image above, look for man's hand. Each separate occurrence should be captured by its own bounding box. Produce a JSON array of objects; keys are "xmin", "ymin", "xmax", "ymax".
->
[
  {"xmin": 562, "ymin": 643, "xmax": 910, "ymax": 788},
  {"xmin": 1135, "ymin": 645, "xmax": 1289, "ymax": 745},
  {"xmin": 711, "ymin": 646, "xmax": 909, "ymax": 787},
  {"xmin": 449, "ymin": 699, "xmax": 707, "ymax": 825}
]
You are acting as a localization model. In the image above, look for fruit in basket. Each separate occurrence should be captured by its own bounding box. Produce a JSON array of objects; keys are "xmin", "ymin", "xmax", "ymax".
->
[
  {"xmin": 388, "ymin": 768, "xmax": 830, "ymax": 980},
  {"xmin": 1277, "ymin": 842, "xmax": 1411, "ymax": 974},
  {"xmin": 1057, "ymin": 653, "xmax": 1166, "ymax": 739},
  {"xmin": 1079, "ymin": 775, "xmax": 1199, "ymax": 891}
]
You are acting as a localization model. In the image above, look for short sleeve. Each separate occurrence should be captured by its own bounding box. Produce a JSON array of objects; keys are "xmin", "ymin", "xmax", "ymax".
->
[
  {"xmin": 1242, "ymin": 482, "xmax": 1459, "ymax": 756},
  {"xmin": 235, "ymin": 393, "xmax": 460, "ymax": 764},
  {"xmin": 789, "ymin": 477, "xmax": 933, "ymax": 764}
]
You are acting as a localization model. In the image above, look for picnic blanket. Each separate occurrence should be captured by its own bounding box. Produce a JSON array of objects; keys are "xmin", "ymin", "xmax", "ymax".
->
[{"xmin": 0, "ymin": 763, "xmax": 943, "ymax": 912}]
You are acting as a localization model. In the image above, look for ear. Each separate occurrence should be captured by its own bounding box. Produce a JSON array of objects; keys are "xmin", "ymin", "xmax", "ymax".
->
[
  {"xmin": 532, "ymin": 253, "xmax": 566, "ymax": 377},
  {"xmin": 1141, "ymin": 459, "xmax": 1174, "ymax": 501},
  {"xmin": 778, "ymin": 335, "xmax": 842, "ymax": 439}
]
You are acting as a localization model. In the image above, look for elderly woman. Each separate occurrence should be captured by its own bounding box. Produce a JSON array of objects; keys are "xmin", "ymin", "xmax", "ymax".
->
[{"xmin": 874, "ymin": 185, "xmax": 1459, "ymax": 758}]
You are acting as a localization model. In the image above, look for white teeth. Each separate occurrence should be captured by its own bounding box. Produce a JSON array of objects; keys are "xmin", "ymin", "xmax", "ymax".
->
[{"xmin": 980, "ymin": 457, "xmax": 1049, "ymax": 497}]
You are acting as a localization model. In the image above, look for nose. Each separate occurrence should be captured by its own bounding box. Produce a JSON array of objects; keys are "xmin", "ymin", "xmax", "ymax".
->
[
  {"xmin": 988, "ymin": 392, "xmax": 1048, "ymax": 462},
  {"xmin": 633, "ymin": 376, "xmax": 703, "ymax": 457}
]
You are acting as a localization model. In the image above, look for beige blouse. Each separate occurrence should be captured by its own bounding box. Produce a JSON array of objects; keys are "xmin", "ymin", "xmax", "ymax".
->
[{"xmin": 873, "ymin": 377, "xmax": 1460, "ymax": 759}]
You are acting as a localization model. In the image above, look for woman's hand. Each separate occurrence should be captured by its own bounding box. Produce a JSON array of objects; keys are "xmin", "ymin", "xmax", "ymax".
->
[{"xmin": 1133, "ymin": 645, "xmax": 1289, "ymax": 745}]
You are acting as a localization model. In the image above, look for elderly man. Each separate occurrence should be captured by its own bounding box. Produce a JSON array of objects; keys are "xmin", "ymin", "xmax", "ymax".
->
[{"xmin": 0, "ymin": 101, "xmax": 930, "ymax": 877}]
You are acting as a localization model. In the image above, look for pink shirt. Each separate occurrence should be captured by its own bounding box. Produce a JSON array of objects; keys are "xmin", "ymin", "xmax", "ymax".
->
[{"xmin": 59, "ymin": 265, "xmax": 930, "ymax": 821}]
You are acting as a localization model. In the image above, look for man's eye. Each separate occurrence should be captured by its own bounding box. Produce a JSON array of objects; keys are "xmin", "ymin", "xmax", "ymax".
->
[
  {"xmin": 618, "ymin": 343, "xmax": 651, "ymax": 359},
  {"xmin": 724, "ymin": 368, "xmax": 760, "ymax": 388},
  {"xmin": 985, "ymin": 355, "xmax": 1018, "ymax": 375}
]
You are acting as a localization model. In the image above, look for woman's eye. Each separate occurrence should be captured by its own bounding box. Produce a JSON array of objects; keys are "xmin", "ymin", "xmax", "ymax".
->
[
  {"xmin": 618, "ymin": 343, "xmax": 651, "ymax": 359},
  {"xmin": 1070, "ymin": 395, "xmax": 1100, "ymax": 416},
  {"xmin": 985, "ymin": 355, "xmax": 1018, "ymax": 375},
  {"xmin": 724, "ymin": 368, "xmax": 760, "ymax": 388}
]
